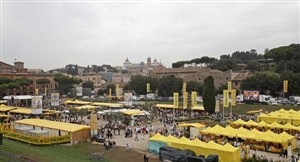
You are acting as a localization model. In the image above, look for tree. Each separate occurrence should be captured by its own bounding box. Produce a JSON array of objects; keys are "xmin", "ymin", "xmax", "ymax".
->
[
  {"xmin": 186, "ymin": 81, "xmax": 203, "ymax": 95},
  {"xmin": 107, "ymin": 84, "xmax": 116, "ymax": 95},
  {"xmin": 245, "ymin": 61, "xmax": 261, "ymax": 72},
  {"xmin": 54, "ymin": 73, "xmax": 82, "ymax": 94},
  {"xmin": 82, "ymin": 81, "xmax": 94, "ymax": 90},
  {"xmin": 15, "ymin": 77, "xmax": 32, "ymax": 94},
  {"xmin": 264, "ymin": 44, "xmax": 300, "ymax": 72},
  {"xmin": 172, "ymin": 61, "xmax": 189, "ymax": 68},
  {"xmin": 203, "ymin": 76, "xmax": 216, "ymax": 114},
  {"xmin": 240, "ymin": 72, "xmax": 281, "ymax": 96},
  {"xmin": 78, "ymin": 109, "xmax": 88, "ymax": 122},
  {"xmin": 158, "ymin": 75, "xmax": 183, "ymax": 97},
  {"xmin": 36, "ymin": 78, "xmax": 50, "ymax": 93}
]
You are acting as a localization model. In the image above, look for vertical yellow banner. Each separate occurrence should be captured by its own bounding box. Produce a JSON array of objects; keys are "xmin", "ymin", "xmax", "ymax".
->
[
  {"xmin": 228, "ymin": 81, "xmax": 232, "ymax": 91},
  {"xmin": 215, "ymin": 100, "xmax": 220, "ymax": 112},
  {"xmin": 109, "ymin": 88, "xmax": 112, "ymax": 98},
  {"xmin": 182, "ymin": 82, "xmax": 186, "ymax": 93},
  {"xmin": 35, "ymin": 88, "xmax": 39, "ymax": 95},
  {"xmin": 116, "ymin": 84, "xmax": 119, "ymax": 97},
  {"xmin": 191, "ymin": 91, "xmax": 197, "ymax": 107},
  {"xmin": 183, "ymin": 92, "xmax": 188, "ymax": 108},
  {"xmin": 231, "ymin": 89, "xmax": 236, "ymax": 106},
  {"xmin": 283, "ymin": 80, "xmax": 288, "ymax": 93},
  {"xmin": 173, "ymin": 92, "xmax": 179, "ymax": 108},
  {"xmin": 44, "ymin": 88, "xmax": 47, "ymax": 96},
  {"xmin": 90, "ymin": 114, "xmax": 98, "ymax": 130},
  {"xmin": 147, "ymin": 83, "xmax": 150, "ymax": 93},
  {"xmin": 223, "ymin": 90, "xmax": 229, "ymax": 107}
]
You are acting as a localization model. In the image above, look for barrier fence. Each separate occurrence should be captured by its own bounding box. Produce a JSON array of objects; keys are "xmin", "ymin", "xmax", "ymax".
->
[{"xmin": 0, "ymin": 123, "xmax": 70, "ymax": 145}]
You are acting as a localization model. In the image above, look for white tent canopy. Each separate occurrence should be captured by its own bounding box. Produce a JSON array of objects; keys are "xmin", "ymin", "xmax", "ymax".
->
[{"xmin": 4, "ymin": 95, "xmax": 42, "ymax": 100}]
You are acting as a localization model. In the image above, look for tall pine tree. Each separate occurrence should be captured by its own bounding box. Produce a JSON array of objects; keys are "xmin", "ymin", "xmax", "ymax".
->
[{"xmin": 203, "ymin": 76, "xmax": 216, "ymax": 114}]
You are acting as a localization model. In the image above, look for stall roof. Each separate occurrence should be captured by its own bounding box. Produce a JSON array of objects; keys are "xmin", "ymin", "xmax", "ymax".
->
[
  {"xmin": 177, "ymin": 123, "xmax": 205, "ymax": 129},
  {"xmin": 155, "ymin": 104, "xmax": 177, "ymax": 109},
  {"xmin": 121, "ymin": 109, "xmax": 146, "ymax": 116},
  {"xmin": 9, "ymin": 108, "xmax": 32, "ymax": 114},
  {"xmin": 0, "ymin": 105, "xmax": 16, "ymax": 112},
  {"xmin": 4, "ymin": 95, "xmax": 37, "ymax": 100},
  {"xmin": 91, "ymin": 102, "xmax": 124, "ymax": 107},
  {"xmin": 75, "ymin": 105, "xmax": 96, "ymax": 110},
  {"xmin": 0, "ymin": 114, "xmax": 10, "ymax": 118},
  {"xmin": 191, "ymin": 106, "xmax": 205, "ymax": 111},
  {"xmin": 64, "ymin": 100, "xmax": 91, "ymax": 105},
  {"xmin": 15, "ymin": 119, "xmax": 90, "ymax": 133},
  {"xmin": 246, "ymin": 109, "xmax": 262, "ymax": 114}
]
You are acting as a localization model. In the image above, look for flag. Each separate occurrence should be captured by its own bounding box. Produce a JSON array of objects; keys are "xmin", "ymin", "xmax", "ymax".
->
[
  {"xmin": 183, "ymin": 92, "xmax": 188, "ymax": 108},
  {"xmin": 191, "ymin": 91, "xmax": 197, "ymax": 107},
  {"xmin": 228, "ymin": 81, "xmax": 232, "ymax": 91},
  {"xmin": 44, "ymin": 88, "xmax": 47, "ymax": 96},
  {"xmin": 182, "ymin": 82, "xmax": 186, "ymax": 93},
  {"xmin": 109, "ymin": 88, "xmax": 112, "ymax": 98},
  {"xmin": 223, "ymin": 90, "xmax": 229, "ymax": 107},
  {"xmin": 283, "ymin": 80, "xmax": 288, "ymax": 93},
  {"xmin": 231, "ymin": 89, "xmax": 236, "ymax": 106},
  {"xmin": 147, "ymin": 83, "xmax": 150, "ymax": 93},
  {"xmin": 35, "ymin": 88, "xmax": 39, "ymax": 95},
  {"xmin": 116, "ymin": 84, "xmax": 119, "ymax": 97},
  {"xmin": 173, "ymin": 92, "xmax": 179, "ymax": 108}
]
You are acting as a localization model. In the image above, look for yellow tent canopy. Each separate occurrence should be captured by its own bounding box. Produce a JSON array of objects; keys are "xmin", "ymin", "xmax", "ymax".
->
[
  {"xmin": 155, "ymin": 104, "xmax": 177, "ymax": 109},
  {"xmin": 266, "ymin": 121, "xmax": 285, "ymax": 129},
  {"xmin": 284, "ymin": 123, "xmax": 300, "ymax": 131},
  {"xmin": 191, "ymin": 106, "xmax": 205, "ymax": 111},
  {"xmin": 75, "ymin": 105, "xmax": 96, "ymax": 110},
  {"xmin": 15, "ymin": 119, "xmax": 90, "ymax": 133},
  {"xmin": 232, "ymin": 119, "xmax": 247, "ymax": 126},
  {"xmin": 177, "ymin": 123, "xmax": 205, "ymax": 129},
  {"xmin": 0, "ymin": 105, "xmax": 16, "ymax": 112},
  {"xmin": 246, "ymin": 109, "xmax": 262, "ymax": 114},
  {"xmin": 149, "ymin": 133, "xmax": 167, "ymax": 142},
  {"xmin": 9, "ymin": 108, "xmax": 32, "ymax": 114},
  {"xmin": 91, "ymin": 102, "xmax": 124, "ymax": 107},
  {"xmin": 121, "ymin": 109, "xmax": 146, "ymax": 116},
  {"xmin": 0, "ymin": 114, "xmax": 10, "ymax": 118},
  {"xmin": 64, "ymin": 100, "xmax": 91, "ymax": 105}
]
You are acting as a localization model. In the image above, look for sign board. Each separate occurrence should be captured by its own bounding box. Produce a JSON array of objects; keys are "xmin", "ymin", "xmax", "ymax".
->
[
  {"xmin": 31, "ymin": 108, "xmax": 43, "ymax": 115},
  {"xmin": 51, "ymin": 93, "xmax": 60, "ymax": 106},
  {"xmin": 76, "ymin": 87, "xmax": 83, "ymax": 97},
  {"xmin": 32, "ymin": 96, "xmax": 43, "ymax": 109},
  {"xmin": 243, "ymin": 90, "xmax": 259, "ymax": 102},
  {"xmin": 124, "ymin": 93, "xmax": 133, "ymax": 106}
]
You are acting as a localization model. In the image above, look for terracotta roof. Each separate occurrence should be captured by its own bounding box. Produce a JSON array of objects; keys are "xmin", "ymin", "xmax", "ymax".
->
[
  {"xmin": 232, "ymin": 72, "xmax": 251, "ymax": 81},
  {"xmin": 155, "ymin": 67, "xmax": 223, "ymax": 74}
]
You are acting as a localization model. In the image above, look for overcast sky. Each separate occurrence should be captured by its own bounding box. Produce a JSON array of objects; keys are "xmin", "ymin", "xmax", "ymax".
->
[{"xmin": 1, "ymin": 1, "xmax": 299, "ymax": 71}]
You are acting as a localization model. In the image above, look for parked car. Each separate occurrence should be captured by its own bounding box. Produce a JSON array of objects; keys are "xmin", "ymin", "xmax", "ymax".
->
[
  {"xmin": 280, "ymin": 99, "xmax": 295, "ymax": 105},
  {"xmin": 268, "ymin": 98, "xmax": 278, "ymax": 105},
  {"xmin": 297, "ymin": 100, "xmax": 300, "ymax": 106}
]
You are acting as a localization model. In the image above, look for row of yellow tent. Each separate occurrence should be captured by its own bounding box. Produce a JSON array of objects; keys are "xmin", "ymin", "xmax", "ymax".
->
[
  {"xmin": 149, "ymin": 133, "xmax": 240, "ymax": 162},
  {"xmin": 258, "ymin": 109, "xmax": 300, "ymax": 126},
  {"xmin": 155, "ymin": 104, "xmax": 204, "ymax": 111},
  {"xmin": 64, "ymin": 100, "xmax": 124, "ymax": 108},
  {"xmin": 200, "ymin": 125, "xmax": 296, "ymax": 150},
  {"xmin": 231, "ymin": 119, "xmax": 300, "ymax": 131}
]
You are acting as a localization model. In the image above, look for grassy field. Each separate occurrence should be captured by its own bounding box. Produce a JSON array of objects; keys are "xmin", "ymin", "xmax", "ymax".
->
[
  {"xmin": 0, "ymin": 139, "xmax": 159, "ymax": 162},
  {"xmin": 224, "ymin": 103, "xmax": 300, "ymax": 115}
]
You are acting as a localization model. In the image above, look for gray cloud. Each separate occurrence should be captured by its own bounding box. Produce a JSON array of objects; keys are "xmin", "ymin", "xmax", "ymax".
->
[{"xmin": 1, "ymin": 1, "xmax": 299, "ymax": 70}]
